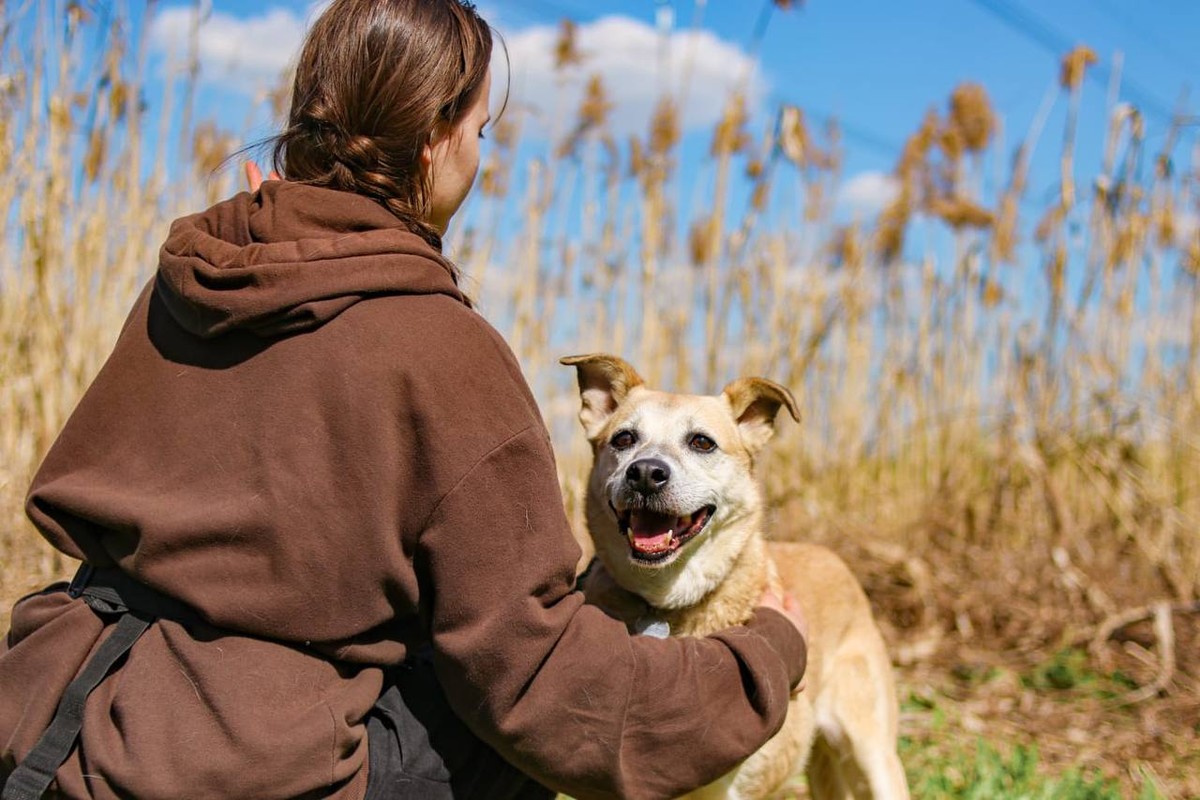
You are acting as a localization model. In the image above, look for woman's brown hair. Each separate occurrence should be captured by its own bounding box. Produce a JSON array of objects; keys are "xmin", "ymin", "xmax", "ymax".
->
[{"xmin": 270, "ymin": 0, "xmax": 496, "ymax": 249}]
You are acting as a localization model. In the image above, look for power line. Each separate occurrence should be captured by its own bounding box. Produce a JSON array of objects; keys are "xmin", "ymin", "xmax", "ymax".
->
[
  {"xmin": 812, "ymin": 109, "xmax": 904, "ymax": 158},
  {"xmin": 964, "ymin": 0, "xmax": 1179, "ymax": 123},
  {"xmin": 1092, "ymin": 0, "xmax": 1200, "ymax": 79}
]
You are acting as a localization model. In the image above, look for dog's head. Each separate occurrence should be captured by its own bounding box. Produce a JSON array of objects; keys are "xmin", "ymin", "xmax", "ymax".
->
[{"xmin": 561, "ymin": 354, "xmax": 799, "ymax": 608}]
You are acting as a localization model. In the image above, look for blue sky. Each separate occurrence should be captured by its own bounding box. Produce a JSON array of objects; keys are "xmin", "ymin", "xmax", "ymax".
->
[{"xmin": 143, "ymin": 0, "xmax": 1197, "ymax": 227}]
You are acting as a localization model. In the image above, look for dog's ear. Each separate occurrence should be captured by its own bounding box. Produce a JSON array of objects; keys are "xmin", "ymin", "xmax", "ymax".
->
[
  {"xmin": 560, "ymin": 354, "xmax": 645, "ymax": 440},
  {"xmin": 721, "ymin": 377, "xmax": 800, "ymax": 454}
]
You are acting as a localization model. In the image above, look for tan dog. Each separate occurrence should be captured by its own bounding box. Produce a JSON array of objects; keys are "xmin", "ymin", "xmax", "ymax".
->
[{"xmin": 562, "ymin": 354, "xmax": 909, "ymax": 800}]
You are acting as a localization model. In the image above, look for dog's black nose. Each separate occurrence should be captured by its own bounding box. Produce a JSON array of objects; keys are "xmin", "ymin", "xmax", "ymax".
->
[{"xmin": 626, "ymin": 458, "xmax": 671, "ymax": 495}]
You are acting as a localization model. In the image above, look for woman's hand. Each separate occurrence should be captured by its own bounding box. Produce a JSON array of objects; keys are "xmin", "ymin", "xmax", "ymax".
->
[
  {"xmin": 759, "ymin": 589, "xmax": 809, "ymax": 694},
  {"xmin": 243, "ymin": 162, "xmax": 281, "ymax": 192}
]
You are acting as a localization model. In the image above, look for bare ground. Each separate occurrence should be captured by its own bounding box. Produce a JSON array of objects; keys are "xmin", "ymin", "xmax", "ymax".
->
[{"xmin": 832, "ymin": 527, "xmax": 1200, "ymax": 798}]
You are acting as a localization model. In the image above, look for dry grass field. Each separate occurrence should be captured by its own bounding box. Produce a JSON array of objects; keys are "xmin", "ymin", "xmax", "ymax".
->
[{"xmin": 2, "ymin": 3, "xmax": 1198, "ymax": 796}]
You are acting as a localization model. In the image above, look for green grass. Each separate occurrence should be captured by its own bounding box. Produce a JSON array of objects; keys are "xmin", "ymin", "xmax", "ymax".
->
[
  {"xmin": 895, "ymin": 669, "xmax": 1174, "ymax": 800},
  {"xmin": 907, "ymin": 738, "xmax": 1113, "ymax": 800},
  {"xmin": 769, "ymin": 733, "xmax": 1165, "ymax": 799},
  {"xmin": 1023, "ymin": 647, "xmax": 1142, "ymax": 699},
  {"xmin": 900, "ymin": 738, "xmax": 1164, "ymax": 800}
]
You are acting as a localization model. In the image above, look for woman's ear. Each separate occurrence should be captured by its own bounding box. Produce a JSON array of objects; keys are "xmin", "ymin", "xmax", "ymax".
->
[
  {"xmin": 421, "ymin": 136, "xmax": 436, "ymax": 170},
  {"xmin": 423, "ymin": 126, "xmax": 460, "ymax": 177}
]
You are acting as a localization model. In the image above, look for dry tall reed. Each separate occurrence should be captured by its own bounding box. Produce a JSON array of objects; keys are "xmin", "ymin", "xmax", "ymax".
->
[
  {"xmin": 1, "ymin": 1, "xmax": 237, "ymax": 597},
  {"xmin": 2, "ymin": 1, "xmax": 1197, "ymax": 641}
]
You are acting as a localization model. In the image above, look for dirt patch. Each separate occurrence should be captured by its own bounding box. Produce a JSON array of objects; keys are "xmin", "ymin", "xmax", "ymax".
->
[{"xmin": 831, "ymin": 529, "xmax": 1200, "ymax": 797}]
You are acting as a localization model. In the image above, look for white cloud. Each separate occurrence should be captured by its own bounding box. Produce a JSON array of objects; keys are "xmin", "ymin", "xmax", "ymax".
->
[
  {"xmin": 149, "ymin": 6, "xmax": 766, "ymax": 136},
  {"xmin": 836, "ymin": 171, "xmax": 899, "ymax": 216},
  {"xmin": 494, "ymin": 15, "xmax": 767, "ymax": 140},
  {"xmin": 149, "ymin": 3, "xmax": 321, "ymax": 91}
]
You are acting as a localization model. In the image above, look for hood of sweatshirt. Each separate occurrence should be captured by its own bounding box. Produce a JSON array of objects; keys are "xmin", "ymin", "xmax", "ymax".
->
[{"xmin": 156, "ymin": 181, "xmax": 466, "ymax": 338}]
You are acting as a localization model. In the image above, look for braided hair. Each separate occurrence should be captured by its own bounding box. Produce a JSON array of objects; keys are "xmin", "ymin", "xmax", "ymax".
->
[{"xmin": 270, "ymin": 0, "xmax": 495, "ymax": 252}]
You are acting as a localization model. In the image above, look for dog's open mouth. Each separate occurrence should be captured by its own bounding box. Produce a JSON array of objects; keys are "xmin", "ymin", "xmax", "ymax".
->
[{"xmin": 615, "ymin": 505, "xmax": 717, "ymax": 562}]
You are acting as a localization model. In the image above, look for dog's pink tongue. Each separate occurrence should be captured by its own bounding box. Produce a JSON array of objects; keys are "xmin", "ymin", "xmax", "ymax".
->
[{"xmin": 629, "ymin": 510, "xmax": 676, "ymax": 554}]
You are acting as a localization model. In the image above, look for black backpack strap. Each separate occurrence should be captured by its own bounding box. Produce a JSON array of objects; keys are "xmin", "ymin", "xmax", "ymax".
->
[
  {"xmin": 2, "ymin": 612, "xmax": 150, "ymax": 800},
  {"xmin": 2, "ymin": 565, "xmax": 201, "ymax": 800}
]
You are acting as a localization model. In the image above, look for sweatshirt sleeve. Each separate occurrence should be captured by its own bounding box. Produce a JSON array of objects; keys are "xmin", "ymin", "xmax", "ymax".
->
[{"xmin": 416, "ymin": 424, "xmax": 806, "ymax": 800}]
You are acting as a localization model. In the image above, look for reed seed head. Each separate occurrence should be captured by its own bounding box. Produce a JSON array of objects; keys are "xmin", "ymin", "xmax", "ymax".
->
[
  {"xmin": 751, "ymin": 179, "xmax": 771, "ymax": 212},
  {"xmin": 939, "ymin": 123, "xmax": 965, "ymax": 164},
  {"xmin": 629, "ymin": 136, "xmax": 646, "ymax": 180},
  {"xmin": 876, "ymin": 203, "xmax": 908, "ymax": 263},
  {"xmin": 993, "ymin": 194, "xmax": 1019, "ymax": 263},
  {"xmin": 1049, "ymin": 245, "xmax": 1067, "ymax": 295},
  {"xmin": 554, "ymin": 20, "xmax": 583, "ymax": 71},
  {"xmin": 1153, "ymin": 199, "xmax": 1176, "ymax": 248},
  {"xmin": 833, "ymin": 225, "xmax": 863, "ymax": 269},
  {"xmin": 650, "ymin": 96, "xmax": 681, "ymax": 158},
  {"xmin": 84, "ymin": 129, "xmax": 106, "ymax": 183},
  {"xmin": 949, "ymin": 83, "xmax": 996, "ymax": 153},
  {"xmin": 580, "ymin": 75, "xmax": 612, "ymax": 129},
  {"xmin": 1060, "ymin": 45, "xmax": 1098, "ymax": 91},
  {"xmin": 930, "ymin": 196, "xmax": 996, "ymax": 230},
  {"xmin": 557, "ymin": 74, "xmax": 613, "ymax": 159},
  {"xmin": 779, "ymin": 105, "xmax": 811, "ymax": 168},
  {"xmin": 192, "ymin": 122, "xmax": 235, "ymax": 178},
  {"xmin": 689, "ymin": 215, "xmax": 717, "ymax": 266},
  {"xmin": 1108, "ymin": 213, "xmax": 1146, "ymax": 270},
  {"xmin": 711, "ymin": 92, "xmax": 749, "ymax": 157},
  {"xmin": 479, "ymin": 160, "xmax": 505, "ymax": 197},
  {"xmin": 981, "ymin": 279, "xmax": 1004, "ymax": 308},
  {"xmin": 1185, "ymin": 236, "xmax": 1200, "ymax": 275},
  {"xmin": 66, "ymin": 1, "xmax": 92, "ymax": 27}
]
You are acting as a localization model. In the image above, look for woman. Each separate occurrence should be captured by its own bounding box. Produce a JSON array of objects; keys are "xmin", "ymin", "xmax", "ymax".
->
[{"xmin": 0, "ymin": 1, "xmax": 807, "ymax": 798}]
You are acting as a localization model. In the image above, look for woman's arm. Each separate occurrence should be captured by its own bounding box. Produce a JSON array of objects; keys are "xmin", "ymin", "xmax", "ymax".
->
[{"xmin": 417, "ymin": 423, "xmax": 806, "ymax": 800}]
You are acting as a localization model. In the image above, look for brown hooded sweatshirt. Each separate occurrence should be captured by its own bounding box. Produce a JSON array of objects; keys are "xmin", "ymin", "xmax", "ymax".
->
[{"xmin": 0, "ymin": 182, "xmax": 805, "ymax": 800}]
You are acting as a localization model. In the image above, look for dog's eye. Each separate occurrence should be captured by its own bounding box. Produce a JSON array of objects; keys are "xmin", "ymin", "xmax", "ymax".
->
[
  {"xmin": 610, "ymin": 430, "xmax": 638, "ymax": 450},
  {"xmin": 689, "ymin": 433, "xmax": 718, "ymax": 453}
]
